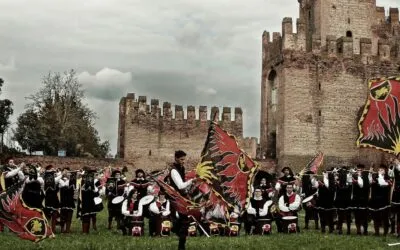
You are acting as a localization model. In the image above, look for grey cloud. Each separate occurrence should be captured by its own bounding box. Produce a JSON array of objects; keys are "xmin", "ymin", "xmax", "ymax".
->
[{"xmin": 0, "ymin": 0, "xmax": 395, "ymax": 154}]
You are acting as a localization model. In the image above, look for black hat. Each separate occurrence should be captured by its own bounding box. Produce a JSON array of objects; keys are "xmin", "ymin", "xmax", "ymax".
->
[
  {"xmin": 356, "ymin": 164, "xmax": 365, "ymax": 169},
  {"xmin": 135, "ymin": 169, "xmax": 145, "ymax": 176},
  {"xmin": 378, "ymin": 164, "xmax": 388, "ymax": 170},
  {"xmin": 281, "ymin": 167, "xmax": 292, "ymax": 173},
  {"xmin": 305, "ymin": 170, "xmax": 314, "ymax": 175},
  {"xmin": 111, "ymin": 169, "xmax": 121, "ymax": 177},
  {"xmin": 45, "ymin": 165, "xmax": 55, "ymax": 171}
]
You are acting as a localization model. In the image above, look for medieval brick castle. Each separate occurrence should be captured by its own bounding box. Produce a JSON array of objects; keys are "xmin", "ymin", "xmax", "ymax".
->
[
  {"xmin": 117, "ymin": 93, "xmax": 257, "ymax": 166},
  {"xmin": 260, "ymin": 0, "xmax": 400, "ymax": 170}
]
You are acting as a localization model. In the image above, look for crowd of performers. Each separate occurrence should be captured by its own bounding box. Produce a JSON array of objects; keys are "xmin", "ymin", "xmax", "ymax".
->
[{"xmin": 2, "ymin": 154, "xmax": 400, "ymax": 240}]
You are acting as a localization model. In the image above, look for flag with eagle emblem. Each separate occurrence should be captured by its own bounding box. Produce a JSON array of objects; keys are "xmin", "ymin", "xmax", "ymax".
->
[
  {"xmin": 0, "ymin": 180, "xmax": 54, "ymax": 242},
  {"xmin": 357, "ymin": 76, "xmax": 400, "ymax": 155}
]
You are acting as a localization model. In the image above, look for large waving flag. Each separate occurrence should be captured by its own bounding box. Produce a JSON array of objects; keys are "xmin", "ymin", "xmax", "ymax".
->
[
  {"xmin": 196, "ymin": 122, "xmax": 259, "ymax": 215},
  {"xmin": 0, "ymin": 180, "xmax": 54, "ymax": 242},
  {"xmin": 357, "ymin": 76, "xmax": 400, "ymax": 155}
]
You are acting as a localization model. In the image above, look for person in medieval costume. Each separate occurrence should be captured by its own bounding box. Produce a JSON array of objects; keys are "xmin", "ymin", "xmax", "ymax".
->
[
  {"xmin": 275, "ymin": 167, "xmax": 297, "ymax": 196},
  {"xmin": 369, "ymin": 164, "xmax": 392, "ymax": 236},
  {"xmin": 58, "ymin": 167, "xmax": 77, "ymax": 233},
  {"xmin": 44, "ymin": 165, "xmax": 62, "ymax": 233},
  {"xmin": 131, "ymin": 169, "xmax": 150, "ymax": 199},
  {"xmin": 149, "ymin": 190, "xmax": 171, "ymax": 236},
  {"xmin": 278, "ymin": 183, "xmax": 301, "ymax": 232},
  {"xmin": 168, "ymin": 150, "xmax": 195, "ymax": 250},
  {"xmin": 314, "ymin": 169, "xmax": 336, "ymax": 233},
  {"xmin": 301, "ymin": 170, "xmax": 319, "ymax": 230},
  {"xmin": 2, "ymin": 158, "xmax": 25, "ymax": 190},
  {"xmin": 334, "ymin": 167, "xmax": 353, "ymax": 235},
  {"xmin": 259, "ymin": 177, "xmax": 274, "ymax": 201},
  {"xmin": 106, "ymin": 169, "xmax": 125, "ymax": 230},
  {"xmin": 389, "ymin": 158, "xmax": 400, "ymax": 237},
  {"xmin": 245, "ymin": 187, "xmax": 273, "ymax": 235},
  {"xmin": 120, "ymin": 189, "xmax": 145, "ymax": 236},
  {"xmin": 21, "ymin": 164, "xmax": 45, "ymax": 209},
  {"xmin": 78, "ymin": 168, "xmax": 99, "ymax": 234},
  {"xmin": 351, "ymin": 164, "xmax": 369, "ymax": 235}
]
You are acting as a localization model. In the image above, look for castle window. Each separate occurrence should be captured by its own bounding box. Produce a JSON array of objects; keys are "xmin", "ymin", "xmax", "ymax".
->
[
  {"xmin": 318, "ymin": 82, "xmax": 321, "ymax": 90},
  {"xmin": 348, "ymin": 18, "xmax": 350, "ymax": 24},
  {"xmin": 319, "ymin": 110, "xmax": 322, "ymax": 116},
  {"xmin": 346, "ymin": 31, "xmax": 352, "ymax": 37}
]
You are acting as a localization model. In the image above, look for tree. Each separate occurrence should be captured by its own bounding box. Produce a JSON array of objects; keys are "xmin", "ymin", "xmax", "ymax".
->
[
  {"xmin": 14, "ymin": 70, "xmax": 109, "ymax": 157},
  {"xmin": 0, "ymin": 78, "xmax": 14, "ymax": 154}
]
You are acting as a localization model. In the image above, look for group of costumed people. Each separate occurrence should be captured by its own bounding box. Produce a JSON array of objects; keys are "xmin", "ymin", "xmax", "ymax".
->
[{"xmin": 2, "ymin": 153, "xmax": 400, "ymax": 241}]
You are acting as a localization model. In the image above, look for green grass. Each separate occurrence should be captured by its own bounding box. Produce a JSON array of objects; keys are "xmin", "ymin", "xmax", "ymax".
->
[{"xmin": 0, "ymin": 209, "xmax": 398, "ymax": 250}]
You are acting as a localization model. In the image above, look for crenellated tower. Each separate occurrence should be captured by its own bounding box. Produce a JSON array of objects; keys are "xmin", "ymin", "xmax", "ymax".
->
[{"xmin": 260, "ymin": 0, "xmax": 400, "ymax": 171}]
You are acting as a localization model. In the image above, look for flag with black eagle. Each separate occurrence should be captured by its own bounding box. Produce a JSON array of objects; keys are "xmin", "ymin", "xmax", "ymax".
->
[{"xmin": 357, "ymin": 76, "xmax": 400, "ymax": 155}]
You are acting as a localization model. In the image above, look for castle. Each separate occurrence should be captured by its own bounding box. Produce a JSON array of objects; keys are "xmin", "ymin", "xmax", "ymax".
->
[
  {"xmin": 260, "ymin": 0, "xmax": 400, "ymax": 170},
  {"xmin": 118, "ymin": 93, "xmax": 257, "ymax": 167}
]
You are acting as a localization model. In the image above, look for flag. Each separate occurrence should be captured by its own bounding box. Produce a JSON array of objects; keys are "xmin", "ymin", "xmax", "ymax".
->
[
  {"xmin": 357, "ymin": 76, "xmax": 400, "ymax": 155},
  {"xmin": 196, "ymin": 122, "xmax": 259, "ymax": 214},
  {"xmin": 0, "ymin": 180, "xmax": 54, "ymax": 242},
  {"xmin": 299, "ymin": 152, "xmax": 324, "ymax": 177}
]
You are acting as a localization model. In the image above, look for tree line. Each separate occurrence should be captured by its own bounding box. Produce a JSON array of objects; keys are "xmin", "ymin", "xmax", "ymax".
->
[{"xmin": 0, "ymin": 70, "xmax": 110, "ymax": 158}]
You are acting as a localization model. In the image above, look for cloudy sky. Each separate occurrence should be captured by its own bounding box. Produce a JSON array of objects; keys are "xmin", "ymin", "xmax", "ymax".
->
[{"xmin": 0, "ymin": 0, "xmax": 397, "ymax": 155}]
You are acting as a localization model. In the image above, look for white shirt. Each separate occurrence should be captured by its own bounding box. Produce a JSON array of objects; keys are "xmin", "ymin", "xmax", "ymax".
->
[
  {"xmin": 121, "ymin": 199, "xmax": 143, "ymax": 217},
  {"xmin": 149, "ymin": 199, "xmax": 170, "ymax": 217},
  {"xmin": 278, "ymin": 193, "xmax": 301, "ymax": 212},
  {"xmin": 246, "ymin": 197, "xmax": 271, "ymax": 216},
  {"xmin": 171, "ymin": 169, "xmax": 193, "ymax": 190}
]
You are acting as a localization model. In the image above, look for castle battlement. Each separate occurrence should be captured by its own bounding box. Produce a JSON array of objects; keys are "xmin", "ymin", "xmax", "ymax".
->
[
  {"xmin": 118, "ymin": 93, "xmax": 246, "ymax": 159},
  {"xmin": 118, "ymin": 93, "xmax": 243, "ymax": 136}
]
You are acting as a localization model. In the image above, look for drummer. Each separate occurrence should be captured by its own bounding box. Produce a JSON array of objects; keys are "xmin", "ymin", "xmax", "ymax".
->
[
  {"xmin": 245, "ymin": 187, "xmax": 273, "ymax": 235},
  {"xmin": 278, "ymin": 183, "xmax": 301, "ymax": 232},
  {"xmin": 106, "ymin": 169, "xmax": 126, "ymax": 230},
  {"xmin": 120, "ymin": 189, "xmax": 145, "ymax": 236},
  {"xmin": 149, "ymin": 190, "xmax": 171, "ymax": 236}
]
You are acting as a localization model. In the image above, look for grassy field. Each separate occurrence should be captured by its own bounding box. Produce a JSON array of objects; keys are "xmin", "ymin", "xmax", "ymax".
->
[{"xmin": 0, "ymin": 208, "xmax": 399, "ymax": 250}]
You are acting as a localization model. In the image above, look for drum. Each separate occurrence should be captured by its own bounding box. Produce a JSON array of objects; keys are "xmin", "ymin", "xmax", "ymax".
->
[
  {"xmin": 209, "ymin": 222, "xmax": 219, "ymax": 236},
  {"xmin": 160, "ymin": 219, "xmax": 172, "ymax": 236},
  {"xmin": 282, "ymin": 216, "xmax": 298, "ymax": 233},
  {"xmin": 139, "ymin": 195, "xmax": 155, "ymax": 206},
  {"xmin": 94, "ymin": 197, "xmax": 104, "ymax": 212},
  {"xmin": 112, "ymin": 196, "xmax": 124, "ymax": 205},
  {"xmin": 131, "ymin": 217, "xmax": 144, "ymax": 236},
  {"xmin": 257, "ymin": 218, "xmax": 272, "ymax": 235},
  {"xmin": 188, "ymin": 222, "xmax": 197, "ymax": 237},
  {"xmin": 302, "ymin": 195, "xmax": 315, "ymax": 208},
  {"xmin": 228, "ymin": 222, "xmax": 240, "ymax": 237}
]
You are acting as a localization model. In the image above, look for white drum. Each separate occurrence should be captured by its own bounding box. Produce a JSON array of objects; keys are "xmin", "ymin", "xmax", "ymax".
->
[
  {"xmin": 302, "ymin": 195, "xmax": 314, "ymax": 204},
  {"xmin": 112, "ymin": 196, "xmax": 125, "ymax": 204},
  {"xmin": 282, "ymin": 216, "xmax": 298, "ymax": 233},
  {"xmin": 139, "ymin": 195, "xmax": 154, "ymax": 206},
  {"xmin": 94, "ymin": 197, "xmax": 102, "ymax": 205}
]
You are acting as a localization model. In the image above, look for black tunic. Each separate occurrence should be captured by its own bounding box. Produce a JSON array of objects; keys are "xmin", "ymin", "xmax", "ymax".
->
[
  {"xmin": 80, "ymin": 184, "xmax": 97, "ymax": 216},
  {"xmin": 60, "ymin": 180, "xmax": 75, "ymax": 210},
  {"xmin": 249, "ymin": 198, "xmax": 267, "ymax": 218},
  {"xmin": 392, "ymin": 168, "xmax": 400, "ymax": 206},
  {"xmin": 351, "ymin": 173, "xmax": 369, "ymax": 209},
  {"xmin": 369, "ymin": 177, "xmax": 391, "ymax": 210},
  {"xmin": 44, "ymin": 173, "xmax": 60, "ymax": 210},
  {"xmin": 22, "ymin": 179, "xmax": 44, "ymax": 209},
  {"xmin": 316, "ymin": 181, "xmax": 335, "ymax": 210},
  {"xmin": 334, "ymin": 184, "xmax": 352, "ymax": 210}
]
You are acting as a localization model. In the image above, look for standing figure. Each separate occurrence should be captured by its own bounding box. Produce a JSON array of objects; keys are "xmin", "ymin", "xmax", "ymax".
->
[
  {"xmin": 351, "ymin": 164, "xmax": 369, "ymax": 235},
  {"xmin": 78, "ymin": 168, "xmax": 99, "ymax": 234},
  {"xmin": 389, "ymin": 158, "xmax": 400, "ymax": 237},
  {"xmin": 44, "ymin": 165, "xmax": 61, "ymax": 233},
  {"xmin": 22, "ymin": 164, "xmax": 45, "ymax": 209},
  {"xmin": 168, "ymin": 150, "xmax": 195, "ymax": 250},
  {"xmin": 149, "ymin": 190, "xmax": 171, "ymax": 236},
  {"xmin": 131, "ymin": 169, "xmax": 150, "ymax": 199},
  {"xmin": 315, "ymin": 170, "xmax": 336, "ymax": 233},
  {"xmin": 334, "ymin": 167, "xmax": 352, "ymax": 235},
  {"xmin": 59, "ymin": 168, "xmax": 76, "ymax": 233},
  {"xmin": 301, "ymin": 171, "xmax": 319, "ymax": 230},
  {"xmin": 274, "ymin": 167, "xmax": 296, "ymax": 232},
  {"xmin": 278, "ymin": 183, "xmax": 301, "ymax": 233},
  {"xmin": 369, "ymin": 164, "xmax": 392, "ymax": 236}
]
